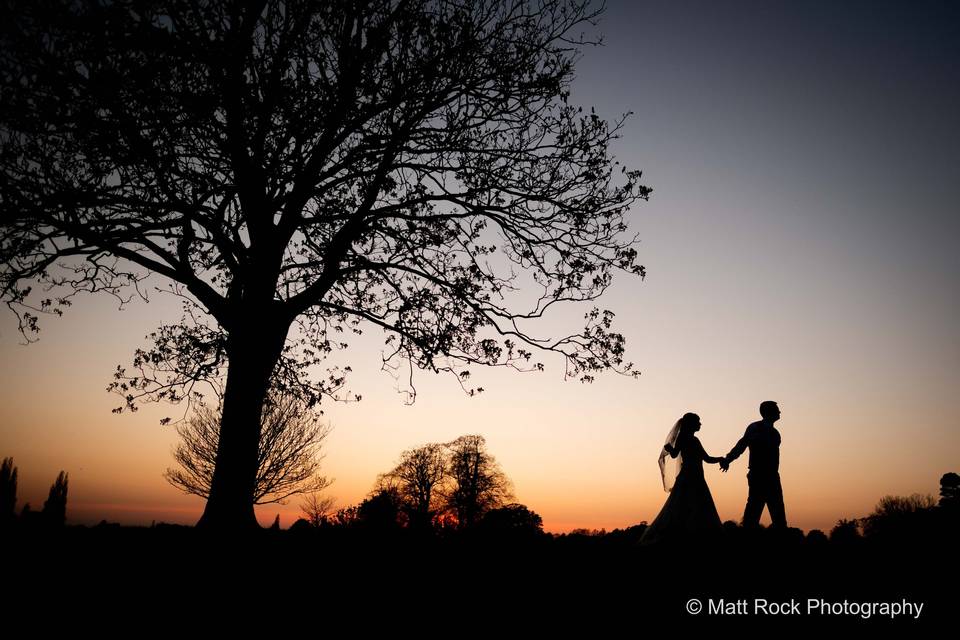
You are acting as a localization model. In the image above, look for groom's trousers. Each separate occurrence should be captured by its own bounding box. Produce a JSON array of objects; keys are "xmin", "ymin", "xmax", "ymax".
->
[{"xmin": 743, "ymin": 470, "xmax": 787, "ymax": 528}]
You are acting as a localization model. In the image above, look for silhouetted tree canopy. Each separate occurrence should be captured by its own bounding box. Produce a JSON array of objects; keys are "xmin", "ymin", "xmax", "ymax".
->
[
  {"xmin": 444, "ymin": 434, "xmax": 513, "ymax": 528},
  {"xmin": 165, "ymin": 391, "xmax": 333, "ymax": 505},
  {"xmin": 0, "ymin": 0, "xmax": 648, "ymax": 528},
  {"xmin": 364, "ymin": 434, "xmax": 515, "ymax": 531},
  {"xmin": 479, "ymin": 503, "xmax": 545, "ymax": 537},
  {"xmin": 375, "ymin": 442, "xmax": 448, "ymax": 530}
]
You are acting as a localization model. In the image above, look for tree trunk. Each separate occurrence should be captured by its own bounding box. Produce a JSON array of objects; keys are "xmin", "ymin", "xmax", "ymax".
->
[{"xmin": 196, "ymin": 314, "xmax": 290, "ymax": 530}]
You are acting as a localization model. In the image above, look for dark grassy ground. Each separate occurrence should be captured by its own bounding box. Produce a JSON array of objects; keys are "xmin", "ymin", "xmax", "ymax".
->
[{"xmin": 3, "ymin": 523, "xmax": 951, "ymax": 631}]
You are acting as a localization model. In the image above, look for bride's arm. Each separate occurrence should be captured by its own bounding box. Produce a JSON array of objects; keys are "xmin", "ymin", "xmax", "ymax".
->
[{"xmin": 695, "ymin": 438, "xmax": 724, "ymax": 464}]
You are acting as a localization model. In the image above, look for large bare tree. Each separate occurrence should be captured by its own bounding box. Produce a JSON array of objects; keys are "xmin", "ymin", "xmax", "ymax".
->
[{"xmin": 0, "ymin": 0, "xmax": 650, "ymax": 528}]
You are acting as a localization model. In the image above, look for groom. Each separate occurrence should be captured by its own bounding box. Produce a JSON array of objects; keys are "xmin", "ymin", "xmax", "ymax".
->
[{"xmin": 720, "ymin": 401, "xmax": 787, "ymax": 528}]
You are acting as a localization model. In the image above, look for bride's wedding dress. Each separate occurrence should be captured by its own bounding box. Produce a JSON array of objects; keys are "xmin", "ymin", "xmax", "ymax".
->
[{"xmin": 640, "ymin": 418, "xmax": 723, "ymax": 545}]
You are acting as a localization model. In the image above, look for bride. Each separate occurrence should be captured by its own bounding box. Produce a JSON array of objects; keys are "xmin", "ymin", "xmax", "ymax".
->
[{"xmin": 639, "ymin": 412, "xmax": 724, "ymax": 545}]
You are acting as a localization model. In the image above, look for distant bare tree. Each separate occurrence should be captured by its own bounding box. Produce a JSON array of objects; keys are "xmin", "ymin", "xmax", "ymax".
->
[
  {"xmin": 166, "ymin": 391, "xmax": 332, "ymax": 505},
  {"xmin": 300, "ymin": 491, "xmax": 337, "ymax": 527},
  {"xmin": 444, "ymin": 435, "xmax": 513, "ymax": 528},
  {"xmin": 377, "ymin": 443, "xmax": 448, "ymax": 530}
]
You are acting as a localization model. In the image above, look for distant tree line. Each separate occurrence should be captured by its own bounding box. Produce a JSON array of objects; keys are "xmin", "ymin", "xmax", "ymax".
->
[
  {"xmin": 822, "ymin": 472, "xmax": 960, "ymax": 544},
  {"xmin": 0, "ymin": 457, "xmax": 69, "ymax": 528},
  {"xmin": 4, "ymin": 446, "xmax": 957, "ymax": 550}
]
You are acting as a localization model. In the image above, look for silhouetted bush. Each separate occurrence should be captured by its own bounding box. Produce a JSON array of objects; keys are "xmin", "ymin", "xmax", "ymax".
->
[
  {"xmin": 356, "ymin": 488, "xmax": 406, "ymax": 531},
  {"xmin": 478, "ymin": 503, "xmax": 545, "ymax": 539},
  {"xmin": 782, "ymin": 526, "xmax": 806, "ymax": 546},
  {"xmin": 288, "ymin": 518, "xmax": 313, "ymax": 534},
  {"xmin": 805, "ymin": 529, "xmax": 828, "ymax": 546},
  {"xmin": 602, "ymin": 524, "xmax": 648, "ymax": 545},
  {"xmin": 829, "ymin": 518, "xmax": 862, "ymax": 544},
  {"xmin": 861, "ymin": 494, "xmax": 936, "ymax": 539},
  {"xmin": 721, "ymin": 520, "xmax": 740, "ymax": 537},
  {"xmin": 331, "ymin": 505, "xmax": 360, "ymax": 528}
]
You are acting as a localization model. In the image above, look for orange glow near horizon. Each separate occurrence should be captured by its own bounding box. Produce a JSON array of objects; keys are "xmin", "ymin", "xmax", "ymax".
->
[{"xmin": 1, "ymin": 283, "xmax": 954, "ymax": 534}]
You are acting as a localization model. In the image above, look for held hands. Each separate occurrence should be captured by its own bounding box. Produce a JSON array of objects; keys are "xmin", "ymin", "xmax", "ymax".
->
[{"xmin": 719, "ymin": 457, "xmax": 730, "ymax": 472}]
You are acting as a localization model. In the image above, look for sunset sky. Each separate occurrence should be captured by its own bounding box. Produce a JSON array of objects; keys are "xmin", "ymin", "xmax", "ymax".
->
[{"xmin": 1, "ymin": 0, "xmax": 958, "ymax": 533}]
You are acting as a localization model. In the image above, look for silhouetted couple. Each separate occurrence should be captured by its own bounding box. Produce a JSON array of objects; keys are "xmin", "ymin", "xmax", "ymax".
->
[{"xmin": 639, "ymin": 401, "xmax": 786, "ymax": 545}]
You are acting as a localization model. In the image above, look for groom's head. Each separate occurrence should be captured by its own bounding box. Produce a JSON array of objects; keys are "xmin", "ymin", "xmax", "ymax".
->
[{"xmin": 760, "ymin": 401, "xmax": 781, "ymax": 423}]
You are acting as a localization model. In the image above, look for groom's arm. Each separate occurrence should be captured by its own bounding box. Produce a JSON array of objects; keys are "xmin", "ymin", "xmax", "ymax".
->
[{"xmin": 725, "ymin": 425, "xmax": 755, "ymax": 464}]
